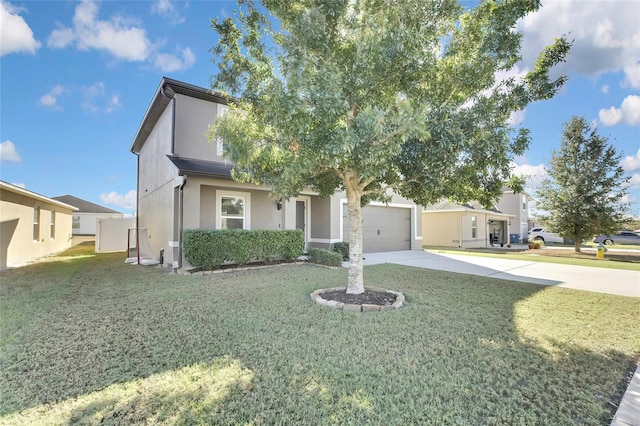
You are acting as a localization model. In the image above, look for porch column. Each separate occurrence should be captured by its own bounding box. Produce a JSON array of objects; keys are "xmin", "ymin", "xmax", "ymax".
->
[{"xmin": 282, "ymin": 199, "xmax": 297, "ymax": 230}]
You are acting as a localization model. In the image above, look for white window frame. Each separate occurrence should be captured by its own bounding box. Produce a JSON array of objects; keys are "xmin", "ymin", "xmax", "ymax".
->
[
  {"xmin": 50, "ymin": 210, "xmax": 56, "ymax": 239},
  {"xmin": 33, "ymin": 207, "xmax": 40, "ymax": 241},
  {"xmin": 471, "ymin": 216, "xmax": 477, "ymax": 239},
  {"xmin": 216, "ymin": 190, "xmax": 251, "ymax": 230},
  {"xmin": 216, "ymin": 105, "xmax": 228, "ymax": 157}
]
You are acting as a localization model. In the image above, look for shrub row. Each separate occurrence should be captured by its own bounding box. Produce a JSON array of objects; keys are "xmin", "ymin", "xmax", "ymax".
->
[
  {"xmin": 183, "ymin": 229, "xmax": 304, "ymax": 269},
  {"xmin": 307, "ymin": 248, "xmax": 343, "ymax": 267}
]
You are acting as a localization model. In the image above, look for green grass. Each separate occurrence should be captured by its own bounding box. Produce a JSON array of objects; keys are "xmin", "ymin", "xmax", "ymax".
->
[
  {"xmin": 424, "ymin": 246, "xmax": 640, "ymax": 271},
  {"xmin": 1, "ymin": 246, "xmax": 638, "ymax": 425}
]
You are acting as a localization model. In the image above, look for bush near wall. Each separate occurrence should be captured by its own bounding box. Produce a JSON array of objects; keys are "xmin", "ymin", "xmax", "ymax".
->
[
  {"xmin": 307, "ymin": 248, "xmax": 343, "ymax": 267},
  {"xmin": 332, "ymin": 241, "xmax": 349, "ymax": 260},
  {"xmin": 183, "ymin": 229, "xmax": 304, "ymax": 270}
]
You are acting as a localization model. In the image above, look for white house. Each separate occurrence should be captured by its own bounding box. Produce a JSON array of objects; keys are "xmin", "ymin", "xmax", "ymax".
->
[{"xmin": 52, "ymin": 195, "xmax": 124, "ymax": 236}]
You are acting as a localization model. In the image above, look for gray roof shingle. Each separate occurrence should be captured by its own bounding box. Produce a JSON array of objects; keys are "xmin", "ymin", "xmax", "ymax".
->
[{"xmin": 51, "ymin": 195, "xmax": 122, "ymax": 214}]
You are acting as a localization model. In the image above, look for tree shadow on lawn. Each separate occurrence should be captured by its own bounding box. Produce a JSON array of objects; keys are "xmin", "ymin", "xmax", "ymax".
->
[{"xmin": 0, "ymin": 256, "xmax": 638, "ymax": 425}]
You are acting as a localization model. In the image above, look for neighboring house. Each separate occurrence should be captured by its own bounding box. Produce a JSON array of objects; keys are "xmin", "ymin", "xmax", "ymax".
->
[
  {"xmin": 496, "ymin": 187, "xmax": 530, "ymax": 243},
  {"xmin": 130, "ymin": 77, "xmax": 422, "ymax": 269},
  {"xmin": 0, "ymin": 180, "xmax": 77, "ymax": 269},
  {"xmin": 52, "ymin": 195, "xmax": 124, "ymax": 235},
  {"xmin": 422, "ymin": 200, "xmax": 514, "ymax": 248}
]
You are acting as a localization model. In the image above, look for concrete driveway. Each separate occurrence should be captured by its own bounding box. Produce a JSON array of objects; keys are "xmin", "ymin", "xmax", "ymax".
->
[{"xmin": 354, "ymin": 250, "xmax": 640, "ymax": 298}]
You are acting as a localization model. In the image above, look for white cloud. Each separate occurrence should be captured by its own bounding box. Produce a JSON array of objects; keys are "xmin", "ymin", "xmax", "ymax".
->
[
  {"xmin": 508, "ymin": 109, "xmax": 526, "ymax": 126},
  {"xmin": 623, "ymin": 62, "xmax": 640, "ymax": 89},
  {"xmin": 511, "ymin": 161, "xmax": 548, "ymax": 195},
  {"xmin": 518, "ymin": 1, "xmax": 640, "ymax": 77},
  {"xmin": 599, "ymin": 95, "xmax": 640, "ymax": 126},
  {"xmin": 47, "ymin": 0, "xmax": 151, "ymax": 61},
  {"xmin": 152, "ymin": 0, "xmax": 174, "ymax": 15},
  {"xmin": 81, "ymin": 82, "xmax": 121, "ymax": 113},
  {"xmin": 154, "ymin": 47, "xmax": 195, "ymax": 72},
  {"xmin": 100, "ymin": 190, "xmax": 136, "ymax": 210},
  {"xmin": 39, "ymin": 84, "xmax": 65, "ymax": 108},
  {"xmin": 151, "ymin": 0, "xmax": 186, "ymax": 25},
  {"xmin": 622, "ymin": 149, "xmax": 640, "ymax": 172},
  {"xmin": 0, "ymin": 1, "xmax": 41, "ymax": 56},
  {"xmin": 601, "ymin": 84, "xmax": 609, "ymax": 94},
  {"xmin": 628, "ymin": 174, "xmax": 640, "ymax": 190},
  {"xmin": 0, "ymin": 140, "xmax": 21, "ymax": 162}
]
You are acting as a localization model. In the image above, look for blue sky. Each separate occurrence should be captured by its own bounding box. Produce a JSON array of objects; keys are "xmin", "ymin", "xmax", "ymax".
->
[{"xmin": 1, "ymin": 0, "xmax": 639, "ymax": 217}]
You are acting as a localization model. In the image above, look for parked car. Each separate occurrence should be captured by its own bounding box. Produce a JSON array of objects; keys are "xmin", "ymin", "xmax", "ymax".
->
[
  {"xmin": 593, "ymin": 231, "xmax": 640, "ymax": 245},
  {"xmin": 527, "ymin": 227, "xmax": 563, "ymax": 244}
]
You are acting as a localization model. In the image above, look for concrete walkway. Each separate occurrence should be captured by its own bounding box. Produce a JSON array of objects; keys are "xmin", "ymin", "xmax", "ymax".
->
[
  {"xmin": 352, "ymin": 250, "xmax": 639, "ymax": 425},
  {"xmin": 356, "ymin": 250, "xmax": 640, "ymax": 298},
  {"xmin": 612, "ymin": 365, "xmax": 640, "ymax": 426}
]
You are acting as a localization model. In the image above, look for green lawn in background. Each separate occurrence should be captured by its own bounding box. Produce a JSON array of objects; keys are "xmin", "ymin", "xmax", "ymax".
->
[
  {"xmin": 1, "ymin": 246, "xmax": 638, "ymax": 425},
  {"xmin": 424, "ymin": 246, "xmax": 640, "ymax": 271}
]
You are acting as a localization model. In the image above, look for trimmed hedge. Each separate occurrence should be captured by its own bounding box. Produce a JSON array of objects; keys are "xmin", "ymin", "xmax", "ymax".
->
[
  {"xmin": 307, "ymin": 248, "xmax": 343, "ymax": 267},
  {"xmin": 183, "ymin": 229, "xmax": 304, "ymax": 269}
]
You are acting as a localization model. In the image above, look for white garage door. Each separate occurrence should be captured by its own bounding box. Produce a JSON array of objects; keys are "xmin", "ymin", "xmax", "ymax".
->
[{"xmin": 343, "ymin": 205, "xmax": 411, "ymax": 253}]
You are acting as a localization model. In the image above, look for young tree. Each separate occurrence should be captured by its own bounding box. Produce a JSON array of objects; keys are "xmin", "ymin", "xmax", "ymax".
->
[
  {"xmin": 535, "ymin": 116, "xmax": 629, "ymax": 252},
  {"xmin": 209, "ymin": 0, "xmax": 570, "ymax": 294}
]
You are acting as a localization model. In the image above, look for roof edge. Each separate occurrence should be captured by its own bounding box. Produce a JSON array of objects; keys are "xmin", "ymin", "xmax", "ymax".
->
[
  {"xmin": 130, "ymin": 77, "xmax": 230, "ymax": 154},
  {"xmin": 0, "ymin": 181, "xmax": 79, "ymax": 211}
]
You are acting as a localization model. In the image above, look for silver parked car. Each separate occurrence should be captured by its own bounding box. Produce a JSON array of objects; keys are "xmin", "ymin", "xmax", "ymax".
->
[{"xmin": 593, "ymin": 231, "xmax": 640, "ymax": 245}]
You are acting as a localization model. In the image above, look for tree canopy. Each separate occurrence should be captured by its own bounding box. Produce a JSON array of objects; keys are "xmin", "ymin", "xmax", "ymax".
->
[
  {"xmin": 209, "ymin": 0, "xmax": 570, "ymax": 293},
  {"xmin": 535, "ymin": 116, "xmax": 629, "ymax": 252}
]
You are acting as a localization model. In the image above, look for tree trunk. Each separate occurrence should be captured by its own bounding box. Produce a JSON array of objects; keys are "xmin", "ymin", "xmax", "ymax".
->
[
  {"xmin": 574, "ymin": 239, "xmax": 581, "ymax": 253},
  {"xmin": 345, "ymin": 182, "xmax": 364, "ymax": 294}
]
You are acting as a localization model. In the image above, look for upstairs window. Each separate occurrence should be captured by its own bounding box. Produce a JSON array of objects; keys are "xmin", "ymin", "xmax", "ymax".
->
[{"xmin": 216, "ymin": 105, "xmax": 228, "ymax": 157}]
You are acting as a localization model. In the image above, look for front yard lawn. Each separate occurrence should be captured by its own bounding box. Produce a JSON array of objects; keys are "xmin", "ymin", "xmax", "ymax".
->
[{"xmin": 1, "ymin": 246, "xmax": 638, "ymax": 425}]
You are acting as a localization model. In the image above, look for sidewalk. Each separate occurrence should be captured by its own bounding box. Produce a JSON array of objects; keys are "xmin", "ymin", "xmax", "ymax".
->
[
  {"xmin": 611, "ymin": 365, "xmax": 640, "ymax": 426},
  {"xmin": 354, "ymin": 250, "xmax": 640, "ymax": 298}
]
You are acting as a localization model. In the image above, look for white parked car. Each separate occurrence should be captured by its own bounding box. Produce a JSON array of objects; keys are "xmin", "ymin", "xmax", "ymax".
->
[{"xmin": 527, "ymin": 227, "xmax": 563, "ymax": 244}]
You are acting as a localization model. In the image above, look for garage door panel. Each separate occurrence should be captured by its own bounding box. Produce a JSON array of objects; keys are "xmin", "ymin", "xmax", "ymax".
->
[{"xmin": 343, "ymin": 205, "xmax": 411, "ymax": 253}]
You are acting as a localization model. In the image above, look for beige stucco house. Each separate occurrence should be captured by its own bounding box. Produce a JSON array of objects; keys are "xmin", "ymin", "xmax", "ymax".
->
[
  {"xmin": 130, "ymin": 77, "xmax": 422, "ymax": 269},
  {"xmin": 0, "ymin": 181, "xmax": 77, "ymax": 268},
  {"xmin": 422, "ymin": 200, "xmax": 515, "ymax": 248}
]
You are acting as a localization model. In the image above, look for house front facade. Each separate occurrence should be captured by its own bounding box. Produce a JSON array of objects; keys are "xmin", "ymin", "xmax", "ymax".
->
[
  {"xmin": 422, "ymin": 200, "xmax": 514, "ymax": 248},
  {"xmin": 130, "ymin": 78, "xmax": 422, "ymax": 269},
  {"xmin": 0, "ymin": 181, "xmax": 77, "ymax": 268}
]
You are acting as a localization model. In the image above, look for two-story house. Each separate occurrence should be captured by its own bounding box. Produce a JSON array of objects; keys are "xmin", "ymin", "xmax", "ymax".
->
[
  {"xmin": 496, "ymin": 187, "xmax": 530, "ymax": 242},
  {"xmin": 130, "ymin": 77, "xmax": 422, "ymax": 269}
]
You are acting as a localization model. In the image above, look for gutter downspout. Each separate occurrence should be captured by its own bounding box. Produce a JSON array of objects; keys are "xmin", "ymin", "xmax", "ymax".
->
[
  {"xmin": 161, "ymin": 83, "xmax": 184, "ymax": 270},
  {"xmin": 175, "ymin": 175, "xmax": 186, "ymax": 271}
]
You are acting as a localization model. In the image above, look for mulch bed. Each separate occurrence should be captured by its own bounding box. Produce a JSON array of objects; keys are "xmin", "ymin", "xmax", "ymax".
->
[{"xmin": 320, "ymin": 289, "xmax": 397, "ymax": 306}]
